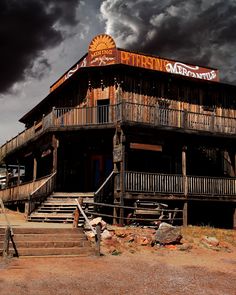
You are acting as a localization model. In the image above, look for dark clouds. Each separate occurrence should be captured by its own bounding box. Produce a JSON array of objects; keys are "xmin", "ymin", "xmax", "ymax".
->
[
  {"xmin": 101, "ymin": 0, "xmax": 236, "ymax": 83},
  {"xmin": 0, "ymin": 0, "xmax": 80, "ymax": 94}
]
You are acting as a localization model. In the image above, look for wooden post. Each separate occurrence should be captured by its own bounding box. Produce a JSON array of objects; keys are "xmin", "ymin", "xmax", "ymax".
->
[
  {"xmin": 3, "ymin": 226, "xmax": 10, "ymax": 258},
  {"xmin": 182, "ymin": 146, "xmax": 188, "ymax": 197},
  {"xmin": 95, "ymin": 223, "xmax": 101, "ymax": 256},
  {"xmin": 5, "ymin": 163, "xmax": 9, "ymax": 188},
  {"xmin": 17, "ymin": 162, "xmax": 21, "ymax": 186},
  {"xmin": 52, "ymin": 135, "xmax": 58, "ymax": 173},
  {"xmin": 73, "ymin": 197, "xmax": 83, "ymax": 228},
  {"xmin": 73, "ymin": 207, "xmax": 79, "ymax": 228},
  {"xmin": 24, "ymin": 200, "xmax": 30, "ymax": 219},
  {"xmin": 33, "ymin": 156, "xmax": 37, "ymax": 181},
  {"xmin": 183, "ymin": 201, "xmax": 188, "ymax": 227},
  {"xmin": 233, "ymin": 207, "xmax": 236, "ymax": 230}
]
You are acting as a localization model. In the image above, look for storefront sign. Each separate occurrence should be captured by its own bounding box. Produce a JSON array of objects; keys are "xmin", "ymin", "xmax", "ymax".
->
[
  {"xmin": 119, "ymin": 50, "xmax": 219, "ymax": 82},
  {"xmin": 50, "ymin": 34, "xmax": 219, "ymax": 93},
  {"xmin": 88, "ymin": 34, "xmax": 117, "ymax": 66}
]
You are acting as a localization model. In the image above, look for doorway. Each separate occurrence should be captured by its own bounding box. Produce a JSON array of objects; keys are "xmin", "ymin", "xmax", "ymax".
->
[
  {"xmin": 91, "ymin": 155, "xmax": 113, "ymax": 191},
  {"xmin": 97, "ymin": 99, "xmax": 110, "ymax": 123}
]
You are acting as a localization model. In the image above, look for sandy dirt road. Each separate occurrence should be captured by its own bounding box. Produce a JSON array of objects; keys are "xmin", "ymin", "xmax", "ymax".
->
[{"xmin": 0, "ymin": 247, "xmax": 235, "ymax": 295}]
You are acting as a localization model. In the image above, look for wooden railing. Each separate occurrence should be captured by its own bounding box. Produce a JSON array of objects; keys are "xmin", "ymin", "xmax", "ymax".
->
[
  {"xmin": 125, "ymin": 171, "xmax": 236, "ymax": 197},
  {"xmin": 26, "ymin": 172, "xmax": 56, "ymax": 216},
  {"xmin": 122, "ymin": 102, "xmax": 236, "ymax": 134},
  {"xmin": 54, "ymin": 105, "xmax": 117, "ymax": 126},
  {"xmin": 0, "ymin": 174, "xmax": 52, "ymax": 203},
  {"xmin": 1, "ymin": 102, "xmax": 236, "ymax": 162},
  {"xmin": 0, "ymin": 198, "xmax": 18, "ymax": 257},
  {"xmin": 188, "ymin": 175, "xmax": 236, "ymax": 196}
]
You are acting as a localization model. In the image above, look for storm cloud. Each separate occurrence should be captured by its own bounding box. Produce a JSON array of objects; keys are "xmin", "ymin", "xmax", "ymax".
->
[
  {"xmin": 101, "ymin": 0, "xmax": 236, "ymax": 83},
  {"xmin": 0, "ymin": 0, "xmax": 80, "ymax": 94}
]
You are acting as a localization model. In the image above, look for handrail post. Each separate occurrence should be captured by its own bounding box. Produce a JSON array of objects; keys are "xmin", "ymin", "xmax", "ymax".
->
[
  {"xmin": 95, "ymin": 223, "xmax": 101, "ymax": 256},
  {"xmin": 3, "ymin": 226, "xmax": 10, "ymax": 258}
]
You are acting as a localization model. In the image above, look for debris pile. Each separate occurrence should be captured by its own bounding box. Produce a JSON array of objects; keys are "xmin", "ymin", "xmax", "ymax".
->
[{"xmin": 84, "ymin": 218, "xmax": 185, "ymax": 254}]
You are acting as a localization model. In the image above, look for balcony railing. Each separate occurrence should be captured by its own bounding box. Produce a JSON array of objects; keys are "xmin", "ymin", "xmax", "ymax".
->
[
  {"xmin": 1, "ymin": 102, "xmax": 236, "ymax": 162},
  {"xmin": 125, "ymin": 171, "xmax": 236, "ymax": 197}
]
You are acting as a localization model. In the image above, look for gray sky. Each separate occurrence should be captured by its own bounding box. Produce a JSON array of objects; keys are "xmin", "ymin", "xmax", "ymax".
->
[{"xmin": 1, "ymin": 0, "xmax": 236, "ymax": 145}]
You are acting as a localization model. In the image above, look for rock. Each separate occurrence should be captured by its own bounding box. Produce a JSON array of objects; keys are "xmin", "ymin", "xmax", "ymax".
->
[
  {"xmin": 89, "ymin": 217, "xmax": 102, "ymax": 227},
  {"xmin": 136, "ymin": 236, "xmax": 150, "ymax": 246},
  {"xmin": 155, "ymin": 222, "xmax": 182, "ymax": 245},
  {"xmin": 101, "ymin": 220, "xmax": 107, "ymax": 231},
  {"xmin": 115, "ymin": 231, "xmax": 128, "ymax": 238},
  {"xmin": 101, "ymin": 229, "xmax": 112, "ymax": 240},
  {"xmin": 85, "ymin": 231, "xmax": 95, "ymax": 241},
  {"xmin": 201, "ymin": 236, "xmax": 219, "ymax": 248},
  {"xmin": 178, "ymin": 243, "xmax": 192, "ymax": 251}
]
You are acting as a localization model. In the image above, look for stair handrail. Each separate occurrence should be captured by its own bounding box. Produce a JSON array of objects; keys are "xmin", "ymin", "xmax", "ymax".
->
[
  {"xmin": 75, "ymin": 199, "xmax": 96, "ymax": 235},
  {"xmin": 75, "ymin": 199, "xmax": 101, "ymax": 256},
  {"xmin": 0, "ymin": 197, "xmax": 13, "ymax": 236},
  {"xmin": 30, "ymin": 171, "xmax": 57, "ymax": 197},
  {"xmin": 0, "ymin": 197, "xmax": 18, "ymax": 257},
  {"xmin": 27, "ymin": 171, "xmax": 57, "ymax": 217},
  {"xmin": 94, "ymin": 170, "xmax": 114, "ymax": 196}
]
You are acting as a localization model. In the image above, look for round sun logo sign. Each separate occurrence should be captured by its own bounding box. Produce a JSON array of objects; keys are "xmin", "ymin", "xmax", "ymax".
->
[
  {"xmin": 88, "ymin": 34, "xmax": 117, "ymax": 66},
  {"xmin": 89, "ymin": 34, "xmax": 116, "ymax": 52}
]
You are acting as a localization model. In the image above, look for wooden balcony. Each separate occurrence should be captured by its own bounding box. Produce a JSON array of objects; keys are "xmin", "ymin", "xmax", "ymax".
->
[
  {"xmin": 124, "ymin": 171, "xmax": 236, "ymax": 199},
  {"xmin": 1, "ymin": 102, "xmax": 236, "ymax": 162}
]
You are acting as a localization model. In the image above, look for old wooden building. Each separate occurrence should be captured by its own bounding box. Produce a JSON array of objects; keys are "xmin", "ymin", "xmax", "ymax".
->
[{"xmin": 0, "ymin": 34, "xmax": 236, "ymax": 228}]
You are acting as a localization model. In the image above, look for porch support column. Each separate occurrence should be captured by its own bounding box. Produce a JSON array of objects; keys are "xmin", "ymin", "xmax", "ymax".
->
[
  {"xmin": 52, "ymin": 134, "xmax": 58, "ymax": 173},
  {"xmin": 182, "ymin": 146, "xmax": 188, "ymax": 226},
  {"xmin": 33, "ymin": 156, "xmax": 37, "ymax": 181},
  {"xmin": 5, "ymin": 163, "xmax": 9, "ymax": 188},
  {"xmin": 113, "ymin": 126, "xmax": 125, "ymax": 226},
  {"xmin": 233, "ymin": 206, "xmax": 236, "ymax": 230},
  {"xmin": 17, "ymin": 161, "xmax": 21, "ymax": 186}
]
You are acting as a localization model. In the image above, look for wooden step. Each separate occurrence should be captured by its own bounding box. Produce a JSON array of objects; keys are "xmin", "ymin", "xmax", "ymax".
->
[
  {"xmin": 52, "ymin": 192, "xmax": 94, "ymax": 198},
  {"xmin": 12, "ymin": 247, "xmax": 95, "ymax": 256},
  {"xmin": 0, "ymin": 227, "xmax": 95, "ymax": 257}
]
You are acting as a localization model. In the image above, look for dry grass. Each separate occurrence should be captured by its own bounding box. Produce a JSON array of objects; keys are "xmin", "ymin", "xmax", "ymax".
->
[{"xmin": 181, "ymin": 226, "xmax": 236, "ymax": 247}]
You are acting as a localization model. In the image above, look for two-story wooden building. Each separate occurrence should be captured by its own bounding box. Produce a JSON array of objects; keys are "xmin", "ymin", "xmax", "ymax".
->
[{"xmin": 0, "ymin": 34, "xmax": 236, "ymax": 228}]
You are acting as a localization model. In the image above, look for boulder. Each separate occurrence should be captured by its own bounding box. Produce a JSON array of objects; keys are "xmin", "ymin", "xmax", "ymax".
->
[
  {"xmin": 155, "ymin": 222, "xmax": 182, "ymax": 245},
  {"xmin": 89, "ymin": 217, "xmax": 102, "ymax": 227},
  {"xmin": 201, "ymin": 236, "xmax": 219, "ymax": 248},
  {"xmin": 101, "ymin": 229, "xmax": 112, "ymax": 240}
]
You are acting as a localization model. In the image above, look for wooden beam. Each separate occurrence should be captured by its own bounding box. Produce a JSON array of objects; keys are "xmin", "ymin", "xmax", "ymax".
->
[{"xmin": 130, "ymin": 143, "xmax": 162, "ymax": 152}]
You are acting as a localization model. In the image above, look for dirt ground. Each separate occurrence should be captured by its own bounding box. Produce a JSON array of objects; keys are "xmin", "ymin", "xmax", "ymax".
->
[
  {"xmin": 0, "ymin": 248, "xmax": 236, "ymax": 295},
  {"xmin": 0, "ymin": 210, "xmax": 236, "ymax": 295}
]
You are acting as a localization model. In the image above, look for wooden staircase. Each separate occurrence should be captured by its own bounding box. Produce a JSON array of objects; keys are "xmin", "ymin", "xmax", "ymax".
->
[
  {"xmin": 28, "ymin": 192, "xmax": 94, "ymax": 224},
  {"xmin": 0, "ymin": 227, "xmax": 95, "ymax": 257}
]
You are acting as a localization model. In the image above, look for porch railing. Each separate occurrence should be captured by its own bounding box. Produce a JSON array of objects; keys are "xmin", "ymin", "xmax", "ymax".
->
[
  {"xmin": 0, "ymin": 174, "xmax": 52, "ymax": 203},
  {"xmin": 125, "ymin": 171, "xmax": 236, "ymax": 197},
  {"xmin": 1, "ymin": 102, "xmax": 236, "ymax": 162}
]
